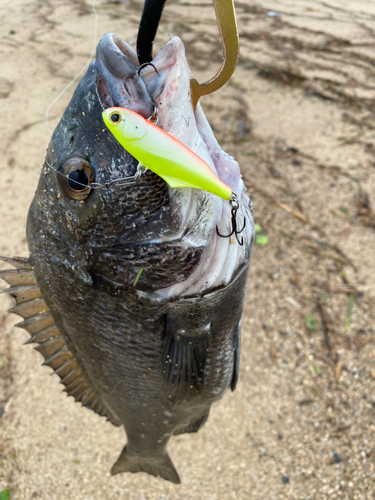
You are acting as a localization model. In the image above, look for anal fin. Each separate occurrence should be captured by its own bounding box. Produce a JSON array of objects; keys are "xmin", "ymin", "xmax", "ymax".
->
[
  {"xmin": 111, "ymin": 445, "xmax": 180, "ymax": 484},
  {"xmin": 230, "ymin": 321, "xmax": 241, "ymax": 392},
  {"xmin": 173, "ymin": 409, "xmax": 210, "ymax": 435}
]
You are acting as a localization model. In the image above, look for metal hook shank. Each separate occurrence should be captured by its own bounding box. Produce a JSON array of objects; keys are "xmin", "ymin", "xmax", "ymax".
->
[{"xmin": 190, "ymin": 0, "xmax": 239, "ymax": 110}]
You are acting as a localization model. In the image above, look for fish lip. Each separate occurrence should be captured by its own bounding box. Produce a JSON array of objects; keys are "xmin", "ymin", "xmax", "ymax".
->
[
  {"xmin": 140, "ymin": 36, "xmax": 181, "ymax": 76},
  {"xmin": 111, "ymin": 33, "xmax": 139, "ymax": 66},
  {"xmin": 181, "ymin": 258, "xmax": 251, "ymax": 299},
  {"xmin": 95, "ymin": 33, "xmax": 154, "ymax": 118},
  {"xmin": 95, "ymin": 34, "xmax": 184, "ymax": 114},
  {"xmin": 136, "ymin": 258, "xmax": 251, "ymax": 304},
  {"xmin": 97, "ymin": 33, "xmax": 139, "ymax": 78}
]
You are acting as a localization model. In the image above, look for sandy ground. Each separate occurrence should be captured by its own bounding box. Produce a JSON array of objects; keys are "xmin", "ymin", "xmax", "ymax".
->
[{"xmin": 1, "ymin": 0, "xmax": 375, "ymax": 498}]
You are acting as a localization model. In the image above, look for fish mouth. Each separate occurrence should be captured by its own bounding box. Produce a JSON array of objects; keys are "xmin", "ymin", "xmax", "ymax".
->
[
  {"xmin": 95, "ymin": 33, "xmax": 156, "ymax": 119},
  {"xmin": 93, "ymin": 33, "xmax": 254, "ymax": 298},
  {"xmin": 95, "ymin": 33, "xmax": 182, "ymax": 119}
]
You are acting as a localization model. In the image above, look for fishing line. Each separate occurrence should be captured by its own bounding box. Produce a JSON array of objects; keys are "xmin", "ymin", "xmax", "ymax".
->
[{"xmin": 45, "ymin": 0, "xmax": 98, "ymax": 133}]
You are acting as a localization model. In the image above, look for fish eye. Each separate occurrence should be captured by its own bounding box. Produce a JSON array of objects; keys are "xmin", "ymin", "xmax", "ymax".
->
[
  {"xmin": 109, "ymin": 112, "xmax": 121, "ymax": 124},
  {"xmin": 68, "ymin": 169, "xmax": 89, "ymax": 190},
  {"xmin": 58, "ymin": 158, "xmax": 95, "ymax": 201}
]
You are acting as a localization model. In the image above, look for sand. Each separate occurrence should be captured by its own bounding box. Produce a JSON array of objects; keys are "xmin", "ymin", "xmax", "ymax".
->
[{"xmin": 1, "ymin": 0, "xmax": 375, "ymax": 498}]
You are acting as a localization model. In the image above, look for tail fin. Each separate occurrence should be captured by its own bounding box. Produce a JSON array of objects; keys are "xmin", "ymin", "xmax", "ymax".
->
[{"xmin": 111, "ymin": 445, "xmax": 180, "ymax": 484}]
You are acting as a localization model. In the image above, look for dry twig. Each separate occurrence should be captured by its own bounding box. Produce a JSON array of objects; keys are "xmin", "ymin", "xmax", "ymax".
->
[{"xmin": 250, "ymin": 182, "xmax": 309, "ymax": 222}]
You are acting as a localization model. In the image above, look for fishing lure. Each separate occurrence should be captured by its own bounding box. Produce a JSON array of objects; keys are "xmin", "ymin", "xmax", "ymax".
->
[
  {"xmin": 102, "ymin": 107, "xmax": 233, "ymax": 200},
  {"xmin": 103, "ymin": 106, "xmax": 246, "ymax": 244}
]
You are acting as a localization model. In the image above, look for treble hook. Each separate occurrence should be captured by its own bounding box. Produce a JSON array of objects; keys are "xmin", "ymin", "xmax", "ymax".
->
[{"xmin": 216, "ymin": 193, "xmax": 246, "ymax": 246}]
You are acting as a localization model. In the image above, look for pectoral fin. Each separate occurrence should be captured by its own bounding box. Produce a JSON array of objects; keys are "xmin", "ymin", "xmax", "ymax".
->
[{"xmin": 161, "ymin": 316, "xmax": 211, "ymax": 403}]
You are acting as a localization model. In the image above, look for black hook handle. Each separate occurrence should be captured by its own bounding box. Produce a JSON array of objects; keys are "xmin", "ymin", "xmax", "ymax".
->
[{"xmin": 137, "ymin": 0, "xmax": 168, "ymax": 65}]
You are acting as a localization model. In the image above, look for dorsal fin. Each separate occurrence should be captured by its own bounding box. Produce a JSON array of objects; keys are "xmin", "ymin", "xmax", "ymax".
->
[
  {"xmin": 0, "ymin": 256, "xmax": 33, "ymax": 270},
  {"xmin": 0, "ymin": 285, "xmax": 43, "ymax": 304},
  {"xmin": 9, "ymin": 297, "xmax": 49, "ymax": 319},
  {"xmin": 16, "ymin": 312, "xmax": 56, "ymax": 335},
  {"xmin": 0, "ymin": 256, "xmax": 121, "ymax": 426},
  {"xmin": 24, "ymin": 325, "xmax": 61, "ymax": 345},
  {"xmin": 0, "ymin": 269, "xmax": 37, "ymax": 286}
]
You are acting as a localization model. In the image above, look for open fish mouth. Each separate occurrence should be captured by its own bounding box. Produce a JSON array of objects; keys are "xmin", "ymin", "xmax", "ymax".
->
[
  {"xmin": 96, "ymin": 33, "xmax": 155, "ymax": 118},
  {"xmin": 94, "ymin": 32, "xmax": 254, "ymax": 298}
]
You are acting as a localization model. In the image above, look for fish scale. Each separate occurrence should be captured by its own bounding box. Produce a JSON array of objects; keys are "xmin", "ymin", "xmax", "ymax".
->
[{"xmin": 90, "ymin": 243, "xmax": 203, "ymax": 291}]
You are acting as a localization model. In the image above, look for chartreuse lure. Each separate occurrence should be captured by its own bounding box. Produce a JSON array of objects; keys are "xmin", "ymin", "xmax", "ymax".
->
[{"xmin": 102, "ymin": 107, "xmax": 233, "ymax": 200}]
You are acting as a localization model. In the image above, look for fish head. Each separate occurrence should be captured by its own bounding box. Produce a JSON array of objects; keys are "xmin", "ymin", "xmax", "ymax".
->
[
  {"xmin": 28, "ymin": 61, "xmax": 170, "ymax": 254},
  {"xmin": 27, "ymin": 33, "xmax": 253, "ymax": 295}
]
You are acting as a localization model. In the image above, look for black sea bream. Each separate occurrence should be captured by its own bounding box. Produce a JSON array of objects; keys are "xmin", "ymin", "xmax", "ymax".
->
[{"xmin": 0, "ymin": 33, "xmax": 254, "ymax": 483}]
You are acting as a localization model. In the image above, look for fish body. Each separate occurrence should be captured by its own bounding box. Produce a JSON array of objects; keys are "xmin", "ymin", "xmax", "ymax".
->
[
  {"xmin": 102, "ymin": 107, "xmax": 233, "ymax": 199},
  {"xmin": 1, "ymin": 34, "xmax": 254, "ymax": 483}
]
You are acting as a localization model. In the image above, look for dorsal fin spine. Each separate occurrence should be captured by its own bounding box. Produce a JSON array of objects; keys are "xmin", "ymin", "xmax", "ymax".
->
[{"xmin": 1, "ymin": 258, "xmax": 121, "ymax": 427}]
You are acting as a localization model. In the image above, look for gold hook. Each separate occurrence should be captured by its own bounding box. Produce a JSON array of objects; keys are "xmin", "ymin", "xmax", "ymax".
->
[{"xmin": 190, "ymin": 0, "xmax": 239, "ymax": 110}]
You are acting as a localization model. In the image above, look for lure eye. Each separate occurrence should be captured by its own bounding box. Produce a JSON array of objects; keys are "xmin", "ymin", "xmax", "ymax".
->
[
  {"xmin": 58, "ymin": 158, "xmax": 95, "ymax": 201},
  {"xmin": 109, "ymin": 112, "xmax": 121, "ymax": 124}
]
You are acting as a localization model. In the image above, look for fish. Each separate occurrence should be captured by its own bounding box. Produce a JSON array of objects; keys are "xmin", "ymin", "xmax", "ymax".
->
[{"xmin": 0, "ymin": 32, "xmax": 255, "ymax": 484}]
